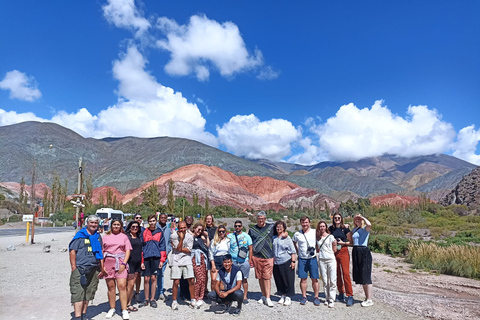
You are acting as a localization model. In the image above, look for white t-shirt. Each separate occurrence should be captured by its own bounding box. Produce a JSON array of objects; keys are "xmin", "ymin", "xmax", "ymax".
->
[
  {"xmin": 293, "ymin": 228, "xmax": 317, "ymax": 259},
  {"xmin": 317, "ymin": 234, "xmax": 335, "ymax": 260}
]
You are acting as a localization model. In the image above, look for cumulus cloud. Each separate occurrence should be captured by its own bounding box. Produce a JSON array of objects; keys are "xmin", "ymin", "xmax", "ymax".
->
[
  {"xmin": 217, "ymin": 114, "xmax": 301, "ymax": 161},
  {"xmin": 452, "ymin": 125, "xmax": 480, "ymax": 165},
  {"xmin": 155, "ymin": 15, "xmax": 264, "ymax": 81},
  {"xmin": 299, "ymin": 101, "xmax": 457, "ymax": 162},
  {"xmin": 0, "ymin": 46, "xmax": 217, "ymax": 146},
  {"xmin": 94, "ymin": 45, "xmax": 217, "ymax": 145},
  {"xmin": 102, "ymin": 0, "xmax": 150, "ymax": 36},
  {"xmin": 0, "ymin": 70, "xmax": 42, "ymax": 102}
]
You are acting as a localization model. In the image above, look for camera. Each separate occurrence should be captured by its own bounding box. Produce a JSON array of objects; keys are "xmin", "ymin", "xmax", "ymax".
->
[{"xmin": 307, "ymin": 246, "xmax": 315, "ymax": 256}]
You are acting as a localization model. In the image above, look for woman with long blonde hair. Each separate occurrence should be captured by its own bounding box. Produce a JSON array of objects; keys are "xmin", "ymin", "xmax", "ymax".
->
[{"xmin": 208, "ymin": 225, "xmax": 230, "ymax": 290}]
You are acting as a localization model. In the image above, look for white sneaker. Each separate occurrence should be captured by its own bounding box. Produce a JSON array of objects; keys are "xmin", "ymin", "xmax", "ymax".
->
[
  {"xmin": 258, "ymin": 296, "xmax": 266, "ymax": 304},
  {"xmin": 122, "ymin": 309, "xmax": 130, "ymax": 320},
  {"xmin": 196, "ymin": 300, "xmax": 204, "ymax": 308},
  {"xmin": 265, "ymin": 298, "xmax": 274, "ymax": 307},
  {"xmin": 190, "ymin": 299, "xmax": 197, "ymax": 309},
  {"xmin": 361, "ymin": 299, "xmax": 374, "ymax": 307},
  {"xmin": 171, "ymin": 300, "xmax": 179, "ymax": 310},
  {"xmin": 105, "ymin": 308, "xmax": 115, "ymax": 319},
  {"xmin": 324, "ymin": 300, "xmax": 329, "ymax": 306},
  {"xmin": 328, "ymin": 301, "xmax": 335, "ymax": 308},
  {"xmin": 283, "ymin": 297, "xmax": 292, "ymax": 306},
  {"xmin": 278, "ymin": 296, "xmax": 285, "ymax": 304}
]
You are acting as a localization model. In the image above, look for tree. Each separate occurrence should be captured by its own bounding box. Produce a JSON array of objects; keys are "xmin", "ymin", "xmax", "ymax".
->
[
  {"xmin": 142, "ymin": 182, "xmax": 160, "ymax": 210},
  {"xmin": 324, "ymin": 200, "xmax": 330, "ymax": 217},
  {"xmin": 19, "ymin": 177, "xmax": 25, "ymax": 205},
  {"xmin": 204, "ymin": 193, "xmax": 210, "ymax": 214},
  {"xmin": 30, "ymin": 162, "xmax": 36, "ymax": 211},
  {"xmin": 167, "ymin": 179, "xmax": 175, "ymax": 214},
  {"xmin": 192, "ymin": 192, "xmax": 199, "ymax": 206},
  {"xmin": 106, "ymin": 188, "xmax": 114, "ymax": 207},
  {"xmin": 84, "ymin": 173, "xmax": 93, "ymax": 210}
]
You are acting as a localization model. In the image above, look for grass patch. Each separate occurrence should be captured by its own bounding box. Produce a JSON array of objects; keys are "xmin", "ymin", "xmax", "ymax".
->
[{"xmin": 407, "ymin": 241, "xmax": 480, "ymax": 279}]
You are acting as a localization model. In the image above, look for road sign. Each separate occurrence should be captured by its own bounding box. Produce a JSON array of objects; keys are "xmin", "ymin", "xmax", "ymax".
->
[
  {"xmin": 71, "ymin": 194, "xmax": 85, "ymax": 199},
  {"xmin": 23, "ymin": 214, "xmax": 34, "ymax": 222}
]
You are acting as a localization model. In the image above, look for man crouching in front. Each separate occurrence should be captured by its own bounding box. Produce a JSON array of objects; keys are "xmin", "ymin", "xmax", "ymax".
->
[
  {"xmin": 69, "ymin": 215, "xmax": 104, "ymax": 320},
  {"xmin": 207, "ymin": 254, "xmax": 243, "ymax": 316}
]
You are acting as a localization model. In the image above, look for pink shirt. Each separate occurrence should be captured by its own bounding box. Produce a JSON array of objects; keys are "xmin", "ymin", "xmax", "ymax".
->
[{"xmin": 102, "ymin": 233, "xmax": 132, "ymax": 255}]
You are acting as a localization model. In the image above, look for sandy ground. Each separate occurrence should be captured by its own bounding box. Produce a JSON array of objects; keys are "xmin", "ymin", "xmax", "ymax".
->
[{"xmin": 0, "ymin": 227, "xmax": 479, "ymax": 320}]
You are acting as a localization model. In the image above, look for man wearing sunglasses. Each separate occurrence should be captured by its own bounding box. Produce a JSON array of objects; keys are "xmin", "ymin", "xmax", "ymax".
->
[
  {"xmin": 248, "ymin": 211, "xmax": 274, "ymax": 307},
  {"xmin": 228, "ymin": 220, "xmax": 253, "ymax": 303}
]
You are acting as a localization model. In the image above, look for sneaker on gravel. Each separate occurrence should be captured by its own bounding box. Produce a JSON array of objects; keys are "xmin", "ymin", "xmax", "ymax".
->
[
  {"xmin": 232, "ymin": 308, "xmax": 241, "ymax": 316},
  {"xmin": 346, "ymin": 296, "xmax": 354, "ymax": 307},
  {"xmin": 328, "ymin": 300, "xmax": 335, "ymax": 308},
  {"xmin": 258, "ymin": 296, "xmax": 266, "ymax": 304},
  {"xmin": 278, "ymin": 296, "xmax": 285, "ymax": 304},
  {"xmin": 265, "ymin": 298, "xmax": 273, "ymax": 307},
  {"xmin": 196, "ymin": 300, "xmax": 204, "ymax": 308},
  {"xmin": 122, "ymin": 310, "xmax": 130, "ymax": 320},
  {"xmin": 324, "ymin": 300, "xmax": 329, "ymax": 306},
  {"xmin": 150, "ymin": 300, "xmax": 157, "ymax": 308},
  {"xmin": 283, "ymin": 297, "xmax": 292, "ymax": 306},
  {"xmin": 189, "ymin": 299, "xmax": 196, "ymax": 309},
  {"xmin": 300, "ymin": 297, "xmax": 308, "ymax": 305},
  {"xmin": 171, "ymin": 300, "xmax": 179, "ymax": 310},
  {"xmin": 214, "ymin": 303, "xmax": 229, "ymax": 314},
  {"xmin": 243, "ymin": 299, "xmax": 249, "ymax": 304},
  {"xmin": 105, "ymin": 308, "xmax": 116, "ymax": 319},
  {"xmin": 158, "ymin": 293, "xmax": 165, "ymax": 301},
  {"xmin": 313, "ymin": 297, "xmax": 321, "ymax": 306},
  {"xmin": 335, "ymin": 293, "xmax": 344, "ymax": 302},
  {"xmin": 361, "ymin": 300, "xmax": 374, "ymax": 307}
]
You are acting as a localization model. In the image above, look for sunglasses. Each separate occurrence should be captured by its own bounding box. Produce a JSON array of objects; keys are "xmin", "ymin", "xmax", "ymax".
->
[
  {"xmin": 218, "ymin": 230, "xmax": 226, "ymax": 234},
  {"xmin": 131, "ymin": 226, "xmax": 139, "ymax": 229},
  {"xmin": 235, "ymin": 225, "xmax": 242, "ymax": 228},
  {"xmin": 135, "ymin": 217, "xmax": 142, "ymax": 219},
  {"xmin": 334, "ymin": 217, "xmax": 341, "ymax": 220}
]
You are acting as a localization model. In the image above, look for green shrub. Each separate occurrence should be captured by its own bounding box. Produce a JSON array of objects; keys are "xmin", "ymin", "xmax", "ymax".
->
[{"xmin": 369, "ymin": 235, "xmax": 410, "ymax": 257}]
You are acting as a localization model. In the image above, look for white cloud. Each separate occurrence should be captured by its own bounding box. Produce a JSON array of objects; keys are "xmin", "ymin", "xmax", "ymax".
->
[
  {"xmin": 0, "ymin": 46, "xmax": 217, "ymax": 147},
  {"xmin": 302, "ymin": 100, "xmax": 456, "ymax": 162},
  {"xmin": 217, "ymin": 114, "xmax": 301, "ymax": 161},
  {"xmin": 155, "ymin": 15, "xmax": 264, "ymax": 81},
  {"xmin": 102, "ymin": 0, "xmax": 150, "ymax": 36},
  {"xmin": 452, "ymin": 125, "xmax": 480, "ymax": 165},
  {"xmin": 257, "ymin": 66, "xmax": 280, "ymax": 80},
  {"xmin": 0, "ymin": 109, "xmax": 44, "ymax": 125},
  {"xmin": 94, "ymin": 45, "xmax": 217, "ymax": 146},
  {"xmin": 287, "ymin": 137, "xmax": 327, "ymax": 165},
  {"xmin": 0, "ymin": 70, "xmax": 42, "ymax": 102}
]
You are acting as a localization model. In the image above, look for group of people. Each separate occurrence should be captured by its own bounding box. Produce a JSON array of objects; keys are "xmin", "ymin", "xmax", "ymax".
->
[{"xmin": 68, "ymin": 211, "xmax": 373, "ymax": 320}]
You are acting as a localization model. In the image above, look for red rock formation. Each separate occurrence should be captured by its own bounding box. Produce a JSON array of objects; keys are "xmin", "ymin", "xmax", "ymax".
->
[
  {"xmin": 0, "ymin": 182, "xmax": 51, "ymax": 198},
  {"xmin": 116, "ymin": 164, "xmax": 333, "ymax": 211},
  {"xmin": 370, "ymin": 193, "xmax": 423, "ymax": 207}
]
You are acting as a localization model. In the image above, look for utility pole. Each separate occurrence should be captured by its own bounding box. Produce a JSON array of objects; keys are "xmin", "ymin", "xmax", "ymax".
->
[{"xmin": 76, "ymin": 157, "xmax": 82, "ymax": 231}]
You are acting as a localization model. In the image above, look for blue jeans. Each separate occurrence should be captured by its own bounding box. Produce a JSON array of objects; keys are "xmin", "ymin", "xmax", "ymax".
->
[{"xmin": 155, "ymin": 258, "xmax": 168, "ymax": 297}]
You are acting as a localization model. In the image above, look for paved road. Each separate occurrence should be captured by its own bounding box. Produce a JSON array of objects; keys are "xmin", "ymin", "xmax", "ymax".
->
[{"xmin": 0, "ymin": 227, "xmax": 74, "ymax": 237}]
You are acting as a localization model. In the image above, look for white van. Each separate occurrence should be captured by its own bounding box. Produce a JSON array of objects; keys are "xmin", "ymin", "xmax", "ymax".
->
[{"xmin": 95, "ymin": 208, "xmax": 124, "ymax": 228}]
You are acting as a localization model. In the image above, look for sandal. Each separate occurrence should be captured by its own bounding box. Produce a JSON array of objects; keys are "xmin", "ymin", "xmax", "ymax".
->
[
  {"xmin": 138, "ymin": 300, "xmax": 149, "ymax": 308},
  {"xmin": 127, "ymin": 305, "xmax": 138, "ymax": 312}
]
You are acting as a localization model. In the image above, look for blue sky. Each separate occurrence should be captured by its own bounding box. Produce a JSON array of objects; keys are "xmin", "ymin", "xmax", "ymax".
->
[{"xmin": 1, "ymin": 0, "xmax": 479, "ymax": 165}]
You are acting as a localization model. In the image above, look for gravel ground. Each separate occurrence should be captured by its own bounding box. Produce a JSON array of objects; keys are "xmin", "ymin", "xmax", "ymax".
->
[{"xmin": 0, "ymin": 228, "xmax": 478, "ymax": 320}]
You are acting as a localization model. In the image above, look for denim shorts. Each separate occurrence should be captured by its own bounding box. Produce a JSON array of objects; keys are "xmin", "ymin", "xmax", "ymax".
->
[{"xmin": 297, "ymin": 257, "xmax": 319, "ymax": 279}]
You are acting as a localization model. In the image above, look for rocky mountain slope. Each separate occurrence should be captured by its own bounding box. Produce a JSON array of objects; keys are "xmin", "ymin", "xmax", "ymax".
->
[
  {"xmin": 440, "ymin": 166, "xmax": 480, "ymax": 209},
  {"xmin": 1, "ymin": 121, "xmax": 477, "ymax": 203}
]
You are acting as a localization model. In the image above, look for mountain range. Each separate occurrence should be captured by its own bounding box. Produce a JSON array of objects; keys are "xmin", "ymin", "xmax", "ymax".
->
[{"xmin": 0, "ymin": 121, "xmax": 477, "ymax": 209}]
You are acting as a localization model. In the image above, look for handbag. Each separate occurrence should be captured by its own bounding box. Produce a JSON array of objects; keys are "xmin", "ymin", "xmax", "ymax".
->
[{"xmin": 235, "ymin": 233, "xmax": 248, "ymax": 260}]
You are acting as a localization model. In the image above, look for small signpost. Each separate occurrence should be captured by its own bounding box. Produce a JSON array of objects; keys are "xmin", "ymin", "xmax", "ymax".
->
[{"xmin": 23, "ymin": 215, "xmax": 33, "ymax": 243}]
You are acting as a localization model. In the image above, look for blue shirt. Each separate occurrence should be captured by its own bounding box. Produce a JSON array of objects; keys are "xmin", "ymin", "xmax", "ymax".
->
[
  {"xmin": 228, "ymin": 232, "xmax": 252, "ymax": 262},
  {"xmin": 156, "ymin": 222, "xmax": 172, "ymax": 254},
  {"xmin": 352, "ymin": 226, "xmax": 370, "ymax": 246}
]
